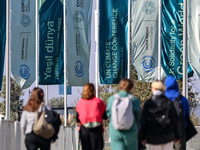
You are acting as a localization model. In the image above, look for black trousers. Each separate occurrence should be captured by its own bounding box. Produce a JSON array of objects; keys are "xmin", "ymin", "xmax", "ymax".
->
[
  {"xmin": 25, "ymin": 133, "xmax": 51, "ymax": 150},
  {"xmin": 80, "ymin": 125, "xmax": 104, "ymax": 150}
]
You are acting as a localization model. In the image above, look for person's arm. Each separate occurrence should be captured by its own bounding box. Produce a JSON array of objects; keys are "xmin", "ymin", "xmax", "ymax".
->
[
  {"xmin": 20, "ymin": 111, "xmax": 27, "ymax": 134},
  {"xmin": 185, "ymin": 98, "xmax": 190, "ymax": 117},
  {"xmin": 139, "ymin": 101, "xmax": 148, "ymax": 141},
  {"xmin": 132, "ymin": 97, "xmax": 141, "ymax": 123},
  {"xmin": 76, "ymin": 111, "xmax": 80, "ymax": 123},
  {"xmin": 106, "ymin": 96, "xmax": 114, "ymax": 119},
  {"xmin": 102, "ymin": 111, "xmax": 107, "ymax": 120}
]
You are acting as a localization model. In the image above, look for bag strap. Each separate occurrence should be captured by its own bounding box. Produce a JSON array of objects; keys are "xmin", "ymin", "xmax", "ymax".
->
[
  {"xmin": 114, "ymin": 93, "xmax": 133, "ymax": 100},
  {"xmin": 175, "ymin": 94, "xmax": 183, "ymax": 102},
  {"xmin": 38, "ymin": 103, "xmax": 46, "ymax": 113},
  {"xmin": 114, "ymin": 93, "xmax": 120, "ymax": 99},
  {"xmin": 128, "ymin": 94, "xmax": 133, "ymax": 100}
]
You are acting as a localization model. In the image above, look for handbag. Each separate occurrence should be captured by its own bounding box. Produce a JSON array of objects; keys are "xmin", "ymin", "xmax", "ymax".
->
[
  {"xmin": 33, "ymin": 104, "xmax": 55, "ymax": 139},
  {"xmin": 185, "ymin": 115, "xmax": 197, "ymax": 141}
]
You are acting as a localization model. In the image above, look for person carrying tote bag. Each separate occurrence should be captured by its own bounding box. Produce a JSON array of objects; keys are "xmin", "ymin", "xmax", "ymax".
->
[
  {"xmin": 33, "ymin": 104, "xmax": 55, "ymax": 139},
  {"xmin": 20, "ymin": 87, "xmax": 52, "ymax": 150}
]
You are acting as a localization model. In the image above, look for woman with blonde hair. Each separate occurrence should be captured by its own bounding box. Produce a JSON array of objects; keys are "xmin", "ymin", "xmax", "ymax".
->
[
  {"xmin": 20, "ymin": 87, "xmax": 52, "ymax": 150},
  {"xmin": 106, "ymin": 78, "xmax": 141, "ymax": 150},
  {"xmin": 76, "ymin": 83, "xmax": 107, "ymax": 150}
]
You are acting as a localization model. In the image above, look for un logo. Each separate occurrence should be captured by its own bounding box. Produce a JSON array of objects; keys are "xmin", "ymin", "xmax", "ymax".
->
[
  {"xmin": 142, "ymin": 1, "xmax": 156, "ymax": 14},
  {"xmin": 143, "ymin": 56, "xmax": 155, "ymax": 73},
  {"xmin": 19, "ymin": 64, "xmax": 30, "ymax": 80},
  {"xmin": 20, "ymin": 15, "xmax": 31, "ymax": 27},
  {"xmin": 73, "ymin": 10, "xmax": 84, "ymax": 22},
  {"xmin": 75, "ymin": 61, "xmax": 84, "ymax": 77}
]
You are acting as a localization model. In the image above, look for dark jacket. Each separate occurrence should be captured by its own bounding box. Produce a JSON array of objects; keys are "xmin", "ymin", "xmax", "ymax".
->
[
  {"xmin": 139, "ymin": 93, "xmax": 181, "ymax": 145},
  {"xmin": 165, "ymin": 76, "xmax": 190, "ymax": 127}
]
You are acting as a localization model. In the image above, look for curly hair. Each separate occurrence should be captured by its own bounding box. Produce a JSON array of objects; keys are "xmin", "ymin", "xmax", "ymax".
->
[
  {"xmin": 82, "ymin": 83, "xmax": 95, "ymax": 100},
  {"xmin": 23, "ymin": 87, "xmax": 44, "ymax": 112}
]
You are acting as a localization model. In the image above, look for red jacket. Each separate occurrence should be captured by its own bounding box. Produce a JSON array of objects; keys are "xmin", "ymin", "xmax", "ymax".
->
[{"xmin": 76, "ymin": 97, "xmax": 106, "ymax": 126}]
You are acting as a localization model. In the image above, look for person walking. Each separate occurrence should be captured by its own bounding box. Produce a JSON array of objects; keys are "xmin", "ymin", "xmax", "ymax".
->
[
  {"xmin": 139, "ymin": 80, "xmax": 181, "ymax": 150},
  {"xmin": 76, "ymin": 83, "xmax": 107, "ymax": 150},
  {"xmin": 106, "ymin": 78, "xmax": 141, "ymax": 150},
  {"xmin": 165, "ymin": 76, "xmax": 190, "ymax": 150},
  {"xmin": 20, "ymin": 87, "xmax": 53, "ymax": 150}
]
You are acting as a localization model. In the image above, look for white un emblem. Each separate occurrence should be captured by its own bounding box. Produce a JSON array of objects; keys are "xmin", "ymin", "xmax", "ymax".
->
[
  {"xmin": 75, "ymin": 61, "xmax": 84, "ymax": 77},
  {"xmin": 143, "ymin": 56, "xmax": 155, "ymax": 73},
  {"xmin": 142, "ymin": 1, "xmax": 156, "ymax": 14},
  {"xmin": 19, "ymin": 64, "xmax": 30, "ymax": 80},
  {"xmin": 20, "ymin": 15, "xmax": 31, "ymax": 27},
  {"xmin": 73, "ymin": 10, "xmax": 84, "ymax": 22}
]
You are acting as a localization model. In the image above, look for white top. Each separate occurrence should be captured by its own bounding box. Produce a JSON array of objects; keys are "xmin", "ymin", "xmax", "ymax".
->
[{"xmin": 20, "ymin": 103, "xmax": 51, "ymax": 134}]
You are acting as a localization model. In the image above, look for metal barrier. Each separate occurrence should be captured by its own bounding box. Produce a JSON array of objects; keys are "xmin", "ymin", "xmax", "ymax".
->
[
  {"xmin": 0, "ymin": 120, "xmax": 79, "ymax": 150},
  {"xmin": 0, "ymin": 119, "xmax": 199, "ymax": 150},
  {"xmin": 187, "ymin": 126, "xmax": 200, "ymax": 150}
]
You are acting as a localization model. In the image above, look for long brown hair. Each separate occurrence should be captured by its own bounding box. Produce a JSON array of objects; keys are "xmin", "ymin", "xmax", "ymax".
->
[
  {"xmin": 82, "ymin": 83, "xmax": 95, "ymax": 100},
  {"xmin": 23, "ymin": 87, "xmax": 44, "ymax": 112}
]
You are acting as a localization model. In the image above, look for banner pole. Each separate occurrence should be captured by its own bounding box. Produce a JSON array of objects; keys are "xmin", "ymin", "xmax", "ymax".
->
[
  {"xmin": 63, "ymin": 0, "xmax": 68, "ymax": 127},
  {"xmin": 183, "ymin": 0, "xmax": 188, "ymax": 98},
  {"xmin": 5, "ymin": 0, "xmax": 10, "ymax": 120},
  {"xmin": 127, "ymin": 0, "xmax": 130, "ymax": 79},
  {"xmin": 158, "ymin": 0, "xmax": 162, "ymax": 80},
  {"xmin": 46, "ymin": 85, "xmax": 48, "ymax": 103},
  {"xmin": 35, "ymin": 0, "xmax": 39, "ymax": 87},
  {"xmin": 95, "ymin": 0, "xmax": 99, "ymax": 97}
]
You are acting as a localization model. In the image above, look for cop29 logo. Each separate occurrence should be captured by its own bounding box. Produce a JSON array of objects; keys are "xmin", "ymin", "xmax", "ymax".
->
[
  {"xmin": 20, "ymin": 15, "xmax": 31, "ymax": 27},
  {"xmin": 142, "ymin": 1, "xmax": 156, "ymax": 14},
  {"xmin": 19, "ymin": 64, "xmax": 30, "ymax": 80},
  {"xmin": 142, "ymin": 56, "xmax": 155, "ymax": 73},
  {"xmin": 75, "ymin": 61, "xmax": 84, "ymax": 77},
  {"xmin": 73, "ymin": 10, "xmax": 84, "ymax": 22}
]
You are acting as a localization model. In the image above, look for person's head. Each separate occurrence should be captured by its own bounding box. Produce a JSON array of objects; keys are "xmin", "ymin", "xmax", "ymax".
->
[
  {"xmin": 151, "ymin": 80, "xmax": 165, "ymax": 93},
  {"xmin": 165, "ymin": 76, "xmax": 180, "ymax": 99},
  {"xmin": 82, "ymin": 83, "xmax": 96, "ymax": 100},
  {"xmin": 23, "ymin": 87, "xmax": 44, "ymax": 112},
  {"xmin": 119, "ymin": 78, "xmax": 134, "ymax": 93},
  {"xmin": 165, "ymin": 76, "xmax": 179, "ymax": 91}
]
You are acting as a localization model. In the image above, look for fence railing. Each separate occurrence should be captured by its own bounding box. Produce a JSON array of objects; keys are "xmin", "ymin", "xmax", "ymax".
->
[
  {"xmin": 0, "ymin": 120, "xmax": 79, "ymax": 150},
  {"xmin": 0, "ymin": 119, "xmax": 199, "ymax": 150},
  {"xmin": 187, "ymin": 126, "xmax": 200, "ymax": 150}
]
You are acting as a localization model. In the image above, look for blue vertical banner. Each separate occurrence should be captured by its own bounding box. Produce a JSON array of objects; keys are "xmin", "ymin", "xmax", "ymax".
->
[
  {"xmin": 59, "ymin": 85, "xmax": 72, "ymax": 95},
  {"xmin": 131, "ymin": 0, "xmax": 166, "ymax": 82},
  {"xmin": 0, "ymin": 0, "xmax": 6, "ymax": 90},
  {"xmin": 66, "ymin": 0, "xmax": 93, "ymax": 86},
  {"xmin": 162, "ymin": 0, "xmax": 193, "ymax": 79},
  {"xmin": 10, "ymin": 0, "xmax": 35, "ymax": 89},
  {"xmin": 99, "ymin": 0, "xmax": 128, "ymax": 84},
  {"xmin": 39, "ymin": 0, "xmax": 64, "ymax": 85}
]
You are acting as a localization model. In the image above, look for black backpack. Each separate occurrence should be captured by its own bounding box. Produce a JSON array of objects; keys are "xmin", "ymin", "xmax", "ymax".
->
[
  {"xmin": 45, "ymin": 108, "xmax": 62, "ymax": 141},
  {"xmin": 172, "ymin": 95, "xmax": 185, "ymax": 136},
  {"xmin": 149, "ymin": 98, "xmax": 172, "ymax": 129}
]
